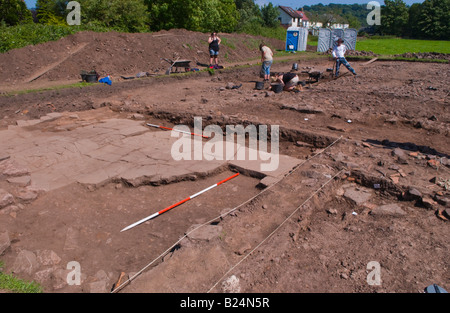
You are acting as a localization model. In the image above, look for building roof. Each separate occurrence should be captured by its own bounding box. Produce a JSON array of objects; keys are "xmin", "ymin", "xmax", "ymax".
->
[
  {"xmin": 279, "ymin": 6, "xmax": 303, "ymax": 19},
  {"xmin": 297, "ymin": 10, "xmax": 309, "ymax": 21}
]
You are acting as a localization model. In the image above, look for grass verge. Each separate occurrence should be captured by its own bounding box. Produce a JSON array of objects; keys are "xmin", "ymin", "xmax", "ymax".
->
[
  {"xmin": 0, "ymin": 262, "xmax": 43, "ymax": 293},
  {"xmin": 3, "ymin": 81, "xmax": 96, "ymax": 97},
  {"xmin": 346, "ymin": 55, "xmax": 449, "ymax": 64},
  {"xmin": 356, "ymin": 37, "xmax": 450, "ymax": 55},
  {"xmin": 0, "ymin": 23, "xmax": 119, "ymax": 53}
]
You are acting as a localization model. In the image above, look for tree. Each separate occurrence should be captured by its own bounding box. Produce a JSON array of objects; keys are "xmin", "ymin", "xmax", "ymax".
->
[
  {"xmin": 195, "ymin": 0, "xmax": 239, "ymax": 32},
  {"xmin": 215, "ymin": 0, "xmax": 239, "ymax": 32},
  {"xmin": 145, "ymin": 0, "xmax": 238, "ymax": 32},
  {"xmin": 319, "ymin": 12, "xmax": 340, "ymax": 27},
  {"xmin": 406, "ymin": 3, "xmax": 423, "ymax": 37},
  {"xmin": 105, "ymin": 0, "xmax": 150, "ymax": 32},
  {"xmin": 78, "ymin": 0, "xmax": 149, "ymax": 32},
  {"xmin": 417, "ymin": 0, "xmax": 450, "ymax": 40},
  {"xmin": 36, "ymin": 0, "xmax": 67, "ymax": 25},
  {"xmin": 261, "ymin": 3, "xmax": 279, "ymax": 28},
  {"xmin": 35, "ymin": 0, "xmax": 149, "ymax": 31},
  {"xmin": 235, "ymin": 0, "xmax": 263, "ymax": 30},
  {"xmin": 145, "ymin": 0, "xmax": 175, "ymax": 30},
  {"xmin": 0, "ymin": 0, "xmax": 33, "ymax": 26},
  {"xmin": 345, "ymin": 13, "xmax": 361, "ymax": 29},
  {"xmin": 380, "ymin": 0, "xmax": 409, "ymax": 36}
]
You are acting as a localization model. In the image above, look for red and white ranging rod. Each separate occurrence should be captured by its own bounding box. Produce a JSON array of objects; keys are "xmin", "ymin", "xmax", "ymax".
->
[
  {"xmin": 146, "ymin": 123, "xmax": 209, "ymax": 138},
  {"xmin": 121, "ymin": 173, "xmax": 240, "ymax": 232}
]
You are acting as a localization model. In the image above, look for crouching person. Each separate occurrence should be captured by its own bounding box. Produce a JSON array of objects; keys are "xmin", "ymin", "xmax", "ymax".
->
[{"xmin": 272, "ymin": 72, "xmax": 300, "ymax": 91}]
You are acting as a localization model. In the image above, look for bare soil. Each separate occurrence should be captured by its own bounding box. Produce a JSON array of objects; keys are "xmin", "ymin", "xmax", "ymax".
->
[{"xmin": 0, "ymin": 30, "xmax": 449, "ymax": 294}]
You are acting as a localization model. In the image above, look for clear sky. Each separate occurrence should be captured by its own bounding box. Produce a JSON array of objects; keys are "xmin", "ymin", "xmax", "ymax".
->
[
  {"xmin": 24, "ymin": 0, "xmax": 424, "ymax": 9},
  {"xmin": 24, "ymin": 0, "xmax": 37, "ymax": 9}
]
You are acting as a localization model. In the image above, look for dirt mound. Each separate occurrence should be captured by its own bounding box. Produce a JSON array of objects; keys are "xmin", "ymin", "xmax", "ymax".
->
[
  {"xmin": 322, "ymin": 49, "xmax": 450, "ymax": 61},
  {"xmin": 0, "ymin": 29, "xmax": 285, "ymax": 84},
  {"xmin": 394, "ymin": 52, "xmax": 450, "ymax": 61},
  {"xmin": 345, "ymin": 50, "xmax": 378, "ymax": 57},
  {"xmin": 322, "ymin": 49, "xmax": 378, "ymax": 57}
]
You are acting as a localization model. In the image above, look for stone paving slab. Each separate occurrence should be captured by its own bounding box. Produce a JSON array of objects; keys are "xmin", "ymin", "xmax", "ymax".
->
[
  {"xmin": 229, "ymin": 148, "xmax": 302, "ymax": 180},
  {"xmin": 0, "ymin": 110, "xmax": 303, "ymax": 193}
]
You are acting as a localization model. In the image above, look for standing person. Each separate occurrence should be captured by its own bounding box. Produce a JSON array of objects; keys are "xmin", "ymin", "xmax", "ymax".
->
[
  {"xmin": 208, "ymin": 32, "xmax": 221, "ymax": 66},
  {"xmin": 260, "ymin": 43, "xmax": 273, "ymax": 82},
  {"xmin": 332, "ymin": 38, "xmax": 357, "ymax": 77}
]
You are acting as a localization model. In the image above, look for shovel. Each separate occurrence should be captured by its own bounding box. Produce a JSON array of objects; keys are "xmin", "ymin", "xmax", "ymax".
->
[
  {"xmin": 163, "ymin": 57, "xmax": 180, "ymax": 75},
  {"xmin": 328, "ymin": 57, "xmax": 336, "ymax": 78}
]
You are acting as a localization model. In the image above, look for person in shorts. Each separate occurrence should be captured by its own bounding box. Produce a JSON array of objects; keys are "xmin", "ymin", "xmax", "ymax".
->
[
  {"xmin": 208, "ymin": 32, "xmax": 221, "ymax": 66},
  {"xmin": 272, "ymin": 72, "xmax": 300, "ymax": 91},
  {"xmin": 260, "ymin": 43, "xmax": 273, "ymax": 81}
]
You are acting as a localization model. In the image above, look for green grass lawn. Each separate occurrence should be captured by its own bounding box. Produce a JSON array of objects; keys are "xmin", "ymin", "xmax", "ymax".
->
[
  {"xmin": 307, "ymin": 36, "xmax": 449, "ymax": 55},
  {"xmin": 356, "ymin": 38, "xmax": 450, "ymax": 55}
]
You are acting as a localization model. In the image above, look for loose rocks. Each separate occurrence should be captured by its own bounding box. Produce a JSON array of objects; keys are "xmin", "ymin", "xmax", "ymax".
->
[
  {"xmin": 0, "ymin": 189, "xmax": 14, "ymax": 209},
  {"xmin": 12, "ymin": 250, "xmax": 39, "ymax": 275},
  {"xmin": 343, "ymin": 187, "xmax": 372, "ymax": 205},
  {"xmin": 0, "ymin": 232, "xmax": 11, "ymax": 255},
  {"xmin": 370, "ymin": 204, "xmax": 406, "ymax": 217}
]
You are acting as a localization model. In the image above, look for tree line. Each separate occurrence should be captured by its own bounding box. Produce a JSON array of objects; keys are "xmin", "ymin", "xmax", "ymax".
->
[
  {"xmin": 1, "ymin": 0, "xmax": 448, "ymax": 40},
  {"xmin": 304, "ymin": 0, "xmax": 449, "ymax": 40},
  {"xmin": 302, "ymin": 3, "xmax": 370, "ymax": 30},
  {"xmin": 0, "ymin": 0, "xmax": 280, "ymax": 34},
  {"xmin": 379, "ymin": 0, "xmax": 449, "ymax": 40}
]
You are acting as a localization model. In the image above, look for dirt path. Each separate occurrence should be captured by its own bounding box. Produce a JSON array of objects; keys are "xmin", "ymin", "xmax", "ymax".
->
[{"xmin": 1, "ymin": 51, "xmax": 320, "ymax": 94}]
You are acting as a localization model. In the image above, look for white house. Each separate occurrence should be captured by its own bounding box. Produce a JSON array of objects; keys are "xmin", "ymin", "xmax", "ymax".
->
[
  {"xmin": 278, "ymin": 6, "xmax": 300, "ymax": 27},
  {"xmin": 310, "ymin": 21, "xmax": 323, "ymax": 28},
  {"xmin": 330, "ymin": 23, "xmax": 349, "ymax": 29},
  {"xmin": 278, "ymin": 5, "xmax": 347, "ymax": 30},
  {"xmin": 278, "ymin": 6, "xmax": 304, "ymax": 28}
]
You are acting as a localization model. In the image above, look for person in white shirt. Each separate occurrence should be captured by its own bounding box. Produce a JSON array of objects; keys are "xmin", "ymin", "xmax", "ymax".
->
[{"xmin": 332, "ymin": 38, "xmax": 357, "ymax": 78}]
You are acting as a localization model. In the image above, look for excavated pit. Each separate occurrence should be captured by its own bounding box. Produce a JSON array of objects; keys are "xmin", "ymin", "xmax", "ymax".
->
[{"xmin": 1, "ymin": 44, "xmax": 449, "ymax": 294}]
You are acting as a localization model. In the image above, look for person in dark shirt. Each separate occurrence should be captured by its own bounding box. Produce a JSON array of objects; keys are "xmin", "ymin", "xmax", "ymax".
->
[
  {"xmin": 208, "ymin": 32, "xmax": 221, "ymax": 66},
  {"xmin": 272, "ymin": 72, "xmax": 300, "ymax": 91}
]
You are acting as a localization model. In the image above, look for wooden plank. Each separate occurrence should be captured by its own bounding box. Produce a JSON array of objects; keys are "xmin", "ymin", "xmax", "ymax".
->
[
  {"xmin": 27, "ymin": 42, "xmax": 89, "ymax": 83},
  {"xmin": 361, "ymin": 57, "xmax": 378, "ymax": 66}
]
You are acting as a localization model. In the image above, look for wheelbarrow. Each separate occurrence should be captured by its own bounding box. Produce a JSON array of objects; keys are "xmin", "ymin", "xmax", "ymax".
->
[
  {"xmin": 301, "ymin": 70, "xmax": 324, "ymax": 83},
  {"xmin": 162, "ymin": 58, "xmax": 191, "ymax": 74}
]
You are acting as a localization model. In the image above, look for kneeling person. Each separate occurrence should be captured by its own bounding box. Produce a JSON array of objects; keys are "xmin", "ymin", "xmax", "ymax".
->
[{"xmin": 273, "ymin": 72, "xmax": 299, "ymax": 91}]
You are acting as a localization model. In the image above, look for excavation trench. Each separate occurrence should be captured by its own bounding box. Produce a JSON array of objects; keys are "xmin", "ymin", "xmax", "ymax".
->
[{"xmin": 149, "ymin": 110, "xmax": 338, "ymax": 148}]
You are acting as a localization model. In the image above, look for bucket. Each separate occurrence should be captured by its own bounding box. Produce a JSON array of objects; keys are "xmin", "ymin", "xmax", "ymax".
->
[
  {"xmin": 255, "ymin": 81, "xmax": 265, "ymax": 90},
  {"xmin": 80, "ymin": 70, "xmax": 98, "ymax": 83},
  {"xmin": 271, "ymin": 83, "xmax": 283, "ymax": 93},
  {"xmin": 83, "ymin": 74, "xmax": 98, "ymax": 83},
  {"xmin": 292, "ymin": 63, "xmax": 298, "ymax": 71}
]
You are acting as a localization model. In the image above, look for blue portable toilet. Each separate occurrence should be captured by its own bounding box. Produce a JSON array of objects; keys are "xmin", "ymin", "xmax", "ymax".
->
[{"xmin": 286, "ymin": 27, "xmax": 308, "ymax": 52}]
